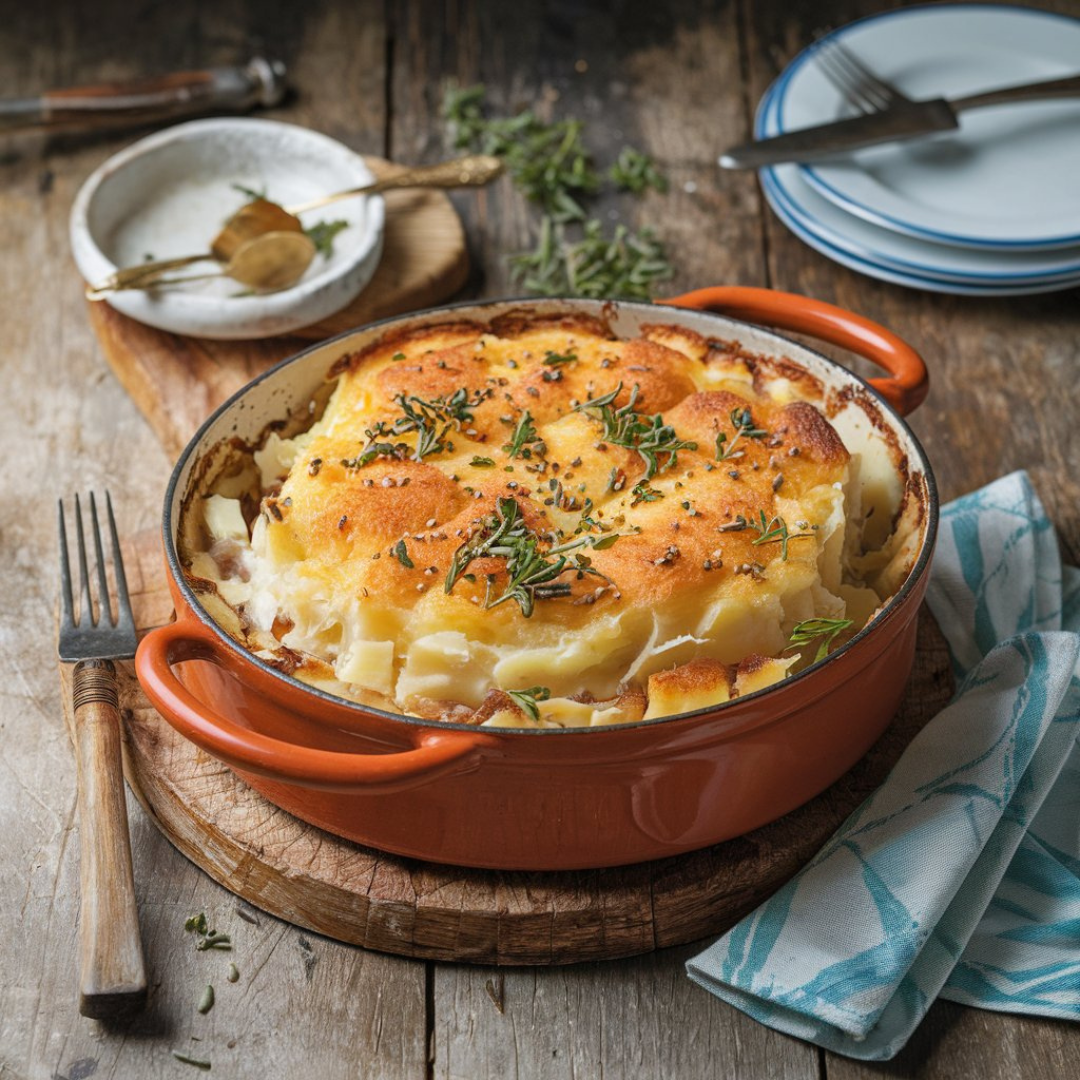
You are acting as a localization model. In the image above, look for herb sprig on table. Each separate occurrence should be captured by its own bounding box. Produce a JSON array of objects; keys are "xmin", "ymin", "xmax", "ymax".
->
[{"xmin": 442, "ymin": 85, "xmax": 673, "ymax": 300}]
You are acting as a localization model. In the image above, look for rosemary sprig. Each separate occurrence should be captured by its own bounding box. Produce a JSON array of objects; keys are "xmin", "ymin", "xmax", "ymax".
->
[
  {"xmin": 443, "ymin": 85, "xmax": 599, "ymax": 221},
  {"xmin": 609, "ymin": 146, "xmax": 668, "ymax": 194},
  {"xmin": 510, "ymin": 218, "xmax": 673, "ymax": 301},
  {"xmin": 574, "ymin": 382, "xmax": 696, "ymax": 479},
  {"xmin": 503, "ymin": 410, "xmax": 544, "ymax": 459},
  {"xmin": 383, "ymin": 387, "xmax": 490, "ymax": 462},
  {"xmin": 443, "ymin": 86, "xmax": 674, "ymax": 300},
  {"xmin": 445, "ymin": 497, "xmax": 606, "ymax": 617},
  {"xmin": 749, "ymin": 511, "xmax": 811, "ymax": 561},
  {"xmin": 506, "ymin": 686, "xmax": 551, "ymax": 721},
  {"xmin": 786, "ymin": 618, "xmax": 854, "ymax": 663},
  {"xmin": 715, "ymin": 406, "xmax": 768, "ymax": 462}
]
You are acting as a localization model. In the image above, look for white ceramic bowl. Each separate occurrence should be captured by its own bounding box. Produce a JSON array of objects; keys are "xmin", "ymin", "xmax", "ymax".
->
[{"xmin": 70, "ymin": 118, "xmax": 385, "ymax": 340}]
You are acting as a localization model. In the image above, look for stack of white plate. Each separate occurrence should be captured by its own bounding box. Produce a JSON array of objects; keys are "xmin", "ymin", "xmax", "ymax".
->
[{"xmin": 756, "ymin": 5, "xmax": 1080, "ymax": 296}]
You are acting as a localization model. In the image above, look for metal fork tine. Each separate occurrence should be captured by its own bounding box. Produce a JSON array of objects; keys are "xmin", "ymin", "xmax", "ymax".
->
[
  {"xmin": 815, "ymin": 44, "xmax": 881, "ymax": 112},
  {"xmin": 74, "ymin": 493, "xmax": 96, "ymax": 627},
  {"xmin": 816, "ymin": 40, "xmax": 892, "ymax": 111},
  {"xmin": 58, "ymin": 499, "xmax": 75, "ymax": 628},
  {"xmin": 831, "ymin": 38, "xmax": 907, "ymax": 104},
  {"xmin": 89, "ymin": 493, "xmax": 114, "ymax": 627},
  {"xmin": 105, "ymin": 491, "xmax": 135, "ymax": 629}
]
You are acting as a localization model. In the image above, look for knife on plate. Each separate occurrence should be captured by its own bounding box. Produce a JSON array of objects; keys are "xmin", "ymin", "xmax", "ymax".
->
[{"xmin": 719, "ymin": 72, "xmax": 1080, "ymax": 170}]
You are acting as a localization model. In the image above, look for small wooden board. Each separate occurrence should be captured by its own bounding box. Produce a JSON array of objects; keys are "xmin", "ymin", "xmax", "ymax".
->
[
  {"xmin": 86, "ymin": 156, "xmax": 470, "ymax": 460},
  {"xmin": 61, "ymin": 528, "xmax": 955, "ymax": 966}
]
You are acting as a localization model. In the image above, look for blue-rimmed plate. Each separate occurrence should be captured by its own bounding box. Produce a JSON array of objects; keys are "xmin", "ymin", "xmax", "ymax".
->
[
  {"xmin": 772, "ymin": 5, "xmax": 1080, "ymax": 252},
  {"xmin": 758, "ymin": 80, "xmax": 1080, "ymax": 290}
]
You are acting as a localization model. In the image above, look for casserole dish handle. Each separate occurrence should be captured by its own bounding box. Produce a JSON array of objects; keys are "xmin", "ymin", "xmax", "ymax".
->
[
  {"xmin": 136, "ymin": 619, "xmax": 497, "ymax": 794},
  {"xmin": 663, "ymin": 286, "xmax": 928, "ymax": 415}
]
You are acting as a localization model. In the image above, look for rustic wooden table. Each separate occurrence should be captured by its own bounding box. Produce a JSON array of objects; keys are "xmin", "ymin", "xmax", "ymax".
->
[{"xmin": 2, "ymin": 1, "xmax": 1078, "ymax": 1077}]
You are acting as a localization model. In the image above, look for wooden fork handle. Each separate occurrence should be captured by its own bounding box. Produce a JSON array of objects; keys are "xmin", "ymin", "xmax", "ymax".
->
[{"xmin": 73, "ymin": 659, "xmax": 147, "ymax": 1019}]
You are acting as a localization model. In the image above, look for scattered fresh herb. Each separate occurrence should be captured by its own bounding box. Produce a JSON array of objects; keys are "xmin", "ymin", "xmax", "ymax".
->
[
  {"xmin": 391, "ymin": 352, "xmax": 407, "ymax": 361},
  {"xmin": 715, "ymin": 407, "xmax": 768, "ymax": 462},
  {"xmin": 718, "ymin": 514, "xmax": 748, "ymax": 533},
  {"xmin": 787, "ymin": 618, "xmax": 854, "ymax": 663},
  {"xmin": 510, "ymin": 217, "xmax": 672, "ymax": 301},
  {"xmin": 590, "ymin": 533, "xmax": 622, "ymax": 550},
  {"xmin": 143, "ymin": 252, "xmax": 155, "ymax": 262},
  {"xmin": 444, "ymin": 497, "xmax": 608, "ymax": 617},
  {"xmin": 171, "ymin": 1050, "xmax": 212, "ymax": 1071},
  {"xmin": 197, "ymin": 984, "xmax": 215, "ymax": 1015},
  {"xmin": 630, "ymin": 480, "xmax": 663, "ymax": 506},
  {"xmin": 227, "ymin": 962, "xmax": 240, "ymax": 983},
  {"xmin": 574, "ymin": 382, "xmax": 696, "ymax": 479},
  {"xmin": 304, "ymin": 218, "xmax": 349, "ymax": 259},
  {"xmin": 503, "ymin": 410, "xmax": 544, "ymax": 460},
  {"xmin": 443, "ymin": 85, "xmax": 673, "ymax": 300},
  {"xmin": 609, "ymin": 146, "xmax": 668, "ymax": 194},
  {"xmin": 195, "ymin": 931, "xmax": 232, "ymax": 952},
  {"xmin": 392, "ymin": 539, "xmax": 414, "ymax": 568},
  {"xmin": 507, "ymin": 686, "xmax": 551, "ymax": 721},
  {"xmin": 749, "ymin": 511, "xmax": 811, "ymax": 561},
  {"xmin": 231, "ymin": 181, "xmax": 267, "ymax": 202},
  {"xmin": 470, "ymin": 456, "xmax": 496, "ymax": 467},
  {"xmin": 542, "ymin": 349, "xmax": 578, "ymax": 366},
  {"xmin": 385, "ymin": 387, "xmax": 491, "ymax": 461},
  {"xmin": 443, "ymin": 84, "xmax": 599, "ymax": 221},
  {"xmin": 185, "ymin": 913, "xmax": 209, "ymax": 935}
]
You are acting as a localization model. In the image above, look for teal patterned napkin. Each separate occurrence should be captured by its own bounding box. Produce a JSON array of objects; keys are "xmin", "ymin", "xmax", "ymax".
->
[{"xmin": 687, "ymin": 471, "xmax": 1080, "ymax": 1060}]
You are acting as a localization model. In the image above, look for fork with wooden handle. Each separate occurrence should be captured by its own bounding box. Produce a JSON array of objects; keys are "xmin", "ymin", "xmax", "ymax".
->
[{"xmin": 58, "ymin": 493, "xmax": 147, "ymax": 1020}]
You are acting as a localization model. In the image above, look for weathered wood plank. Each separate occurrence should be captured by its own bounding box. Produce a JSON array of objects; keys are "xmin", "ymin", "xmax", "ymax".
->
[
  {"xmin": 434, "ymin": 945, "xmax": 819, "ymax": 1080},
  {"xmin": 0, "ymin": 3, "xmax": 430, "ymax": 1079}
]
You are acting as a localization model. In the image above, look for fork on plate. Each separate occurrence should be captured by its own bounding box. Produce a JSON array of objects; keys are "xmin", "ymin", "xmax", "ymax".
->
[
  {"xmin": 58, "ymin": 493, "xmax": 147, "ymax": 1020},
  {"xmin": 812, "ymin": 36, "xmax": 912, "ymax": 114}
]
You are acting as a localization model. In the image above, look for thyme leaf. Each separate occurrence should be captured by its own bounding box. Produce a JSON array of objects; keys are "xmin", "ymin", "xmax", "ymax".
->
[
  {"xmin": 715, "ymin": 407, "xmax": 768, "ymax": 462},
  {"xmin": 786, "ymin": 618, "xmax": 854, "ymax": 663},
  {"xmin": 444, "ymin": 497, "xmax": 609, "ymax": 617},
  {"xmin": 503, "ymin": 410, "xmax": 544, "ymax": 459},
  {"xmin": 470, "ymin": 456, "xmax": 496, "ymax": 468},
  {"xmin": 542, "ymin": 349, "xmax": 578, "ymax": 366},
  {"xmin": 392, "ymin": 539, "xmax": 414, "ymax": 568},
  {"xmin": 574, "ymin": 382, "xmax": 697, "ymax": 479},
  {"xmin": 506, "ymin": 686, "xmax": 551, "ymax": 721},
  {"xmin": 749, "ymin": 511, "xmax": 811, "ymax": 561}
]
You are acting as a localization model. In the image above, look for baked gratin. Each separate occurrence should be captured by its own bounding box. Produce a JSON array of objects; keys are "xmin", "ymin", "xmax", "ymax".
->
[{"xmin": 179, "ymin": 311, "xmax": 923, "ymax": 728}]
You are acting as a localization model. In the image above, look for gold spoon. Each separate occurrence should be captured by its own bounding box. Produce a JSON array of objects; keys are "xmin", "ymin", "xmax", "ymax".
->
[
  {"xmin": 85, "ymin": 230, "xmax": 317, "ymax": 299},
  {"xmin": 86, "ymin": 154, "xmax": 503, "ymax": 299}
]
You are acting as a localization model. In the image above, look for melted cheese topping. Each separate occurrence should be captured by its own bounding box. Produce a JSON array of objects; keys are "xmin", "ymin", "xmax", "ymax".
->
[{"xmin": 181, "ymin": 314, "xmax": 914, "ymax": 728}]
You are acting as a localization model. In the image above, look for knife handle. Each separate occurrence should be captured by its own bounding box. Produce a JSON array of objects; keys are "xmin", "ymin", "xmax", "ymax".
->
[
  {"xmin": 0, "ymin": 57, "xmax": 286, "ymax": 134},
  {"xmin": 73, "ymin": 659, "xmax": 147, "ymax": 1020},
  {"xmin": 954, "ymin": 73, "xmax": 1080, "ymax": 112}
]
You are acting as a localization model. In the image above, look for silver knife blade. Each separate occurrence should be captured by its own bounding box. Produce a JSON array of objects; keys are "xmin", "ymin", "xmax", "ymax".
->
[{"xmin": 719, "ymin": 99, "xmax": 959, "ymax": 170}]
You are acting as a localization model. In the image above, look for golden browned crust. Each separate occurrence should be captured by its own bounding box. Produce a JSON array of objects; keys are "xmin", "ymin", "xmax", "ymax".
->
[{"xmin": 180, "ymin": 310, "xmax": 916, "ymax": 728}]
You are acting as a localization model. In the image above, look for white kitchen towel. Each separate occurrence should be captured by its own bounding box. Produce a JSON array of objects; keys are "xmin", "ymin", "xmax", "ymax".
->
[{"xmin": 687, "ymin": 471, "xmax": 1080, "ymax": 1060}]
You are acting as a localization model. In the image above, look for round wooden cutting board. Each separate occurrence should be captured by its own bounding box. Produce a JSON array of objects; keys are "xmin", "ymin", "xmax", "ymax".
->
[
  {"xmin": 81, "ymin": 176, "xmax": 956, "ymax": 965},
  {"xmin": 61, "ymin": 529, "xmax": 955, "ymax": 966}
]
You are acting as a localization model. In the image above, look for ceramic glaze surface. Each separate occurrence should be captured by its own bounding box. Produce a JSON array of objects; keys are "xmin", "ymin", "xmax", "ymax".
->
[{"xmin": 70, "ymin": 118, "xmax": 386, "ymax": 339}]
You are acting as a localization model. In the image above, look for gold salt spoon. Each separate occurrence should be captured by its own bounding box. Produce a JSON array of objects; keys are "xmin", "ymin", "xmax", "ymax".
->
[{"xmin": 86, "ymin": 154, "xmax": 503, "ymax": 298}]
